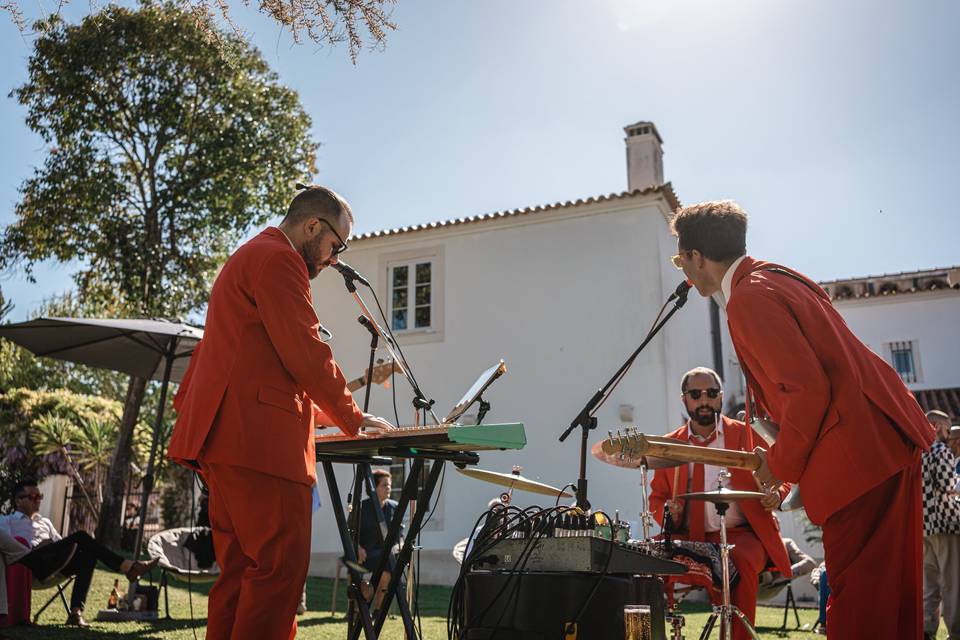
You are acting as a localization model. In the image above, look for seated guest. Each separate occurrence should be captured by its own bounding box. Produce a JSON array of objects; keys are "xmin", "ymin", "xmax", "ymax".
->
[
  {"xmin": 0, "ymin": 479, "xmax": 157, "ymax": 627},
  {"xmin": 757, "ymin": 535, "xmax": 817, "ymax": 600},
  {"xmin": 649, "ymin": 367, "xmax": 792, "ymax": 640},
  {"xmin": 358, "ymin": 469, "xmax": 403, "ymax": 611}
]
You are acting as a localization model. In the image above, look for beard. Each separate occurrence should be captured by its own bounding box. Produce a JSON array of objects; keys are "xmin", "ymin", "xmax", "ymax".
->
[
  {"xmin": 300, "ymin": 238, "xmax": 330, "ymax": 279},
  {"xmin": 688, "ymin": 406, "xmax": 718, "ymax": 427}
]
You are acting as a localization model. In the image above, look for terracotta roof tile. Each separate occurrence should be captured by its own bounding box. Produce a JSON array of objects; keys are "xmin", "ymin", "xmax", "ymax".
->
[
  {"xmin": 351, "ymin": 183, "xmax": 680, "ymax": 242},
  {"xmin": 914, "ymin": 388, "xmax": 960, "ymax": 422}
]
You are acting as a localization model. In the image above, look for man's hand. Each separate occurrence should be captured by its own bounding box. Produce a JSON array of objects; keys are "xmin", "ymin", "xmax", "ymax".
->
[
  {"xmin": 358, "ymin": 546, "xmax": 367, "ymax": 563},
  {"xmin": 664, "ymin": 499, "xmax": 684, "ymax": 523},
  {"xmin": 759, "ymin": 490, "xmax": 781, "ymax": 512},
  {"xmin": 360, "ymin": 414, "xmax": 396, "ymax": 433},
  {"xmin": 753, "ymin": 447, "xmax": 782, "ymax": 491}
]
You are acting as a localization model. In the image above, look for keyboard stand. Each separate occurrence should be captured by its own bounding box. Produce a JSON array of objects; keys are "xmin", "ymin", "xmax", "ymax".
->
[{"xmin": 318, "ymin": 449, "xmax": 479, "ymax": 640}]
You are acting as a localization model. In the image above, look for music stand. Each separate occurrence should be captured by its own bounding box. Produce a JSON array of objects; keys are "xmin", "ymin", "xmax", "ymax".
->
[{"xmin": 444, "ymin": 360, "xmax": 506, "ymax": 424}]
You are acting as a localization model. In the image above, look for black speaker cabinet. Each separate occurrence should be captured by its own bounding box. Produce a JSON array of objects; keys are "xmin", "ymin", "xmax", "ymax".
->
[{"xmin": 463, "ymin": 571, "xmax": 667, "ymax": 640}]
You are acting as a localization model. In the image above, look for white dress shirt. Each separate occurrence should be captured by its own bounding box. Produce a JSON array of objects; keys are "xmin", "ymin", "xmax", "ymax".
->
[
  {"xmin": 713, "ymin": 254, "xmax": 747, "ymax": 310},
  {"xmin": 0, "ymin": 511, "xmax": 61, "ymax": 548},
  {"xmin": 686, "ymin": 420, "xmax": 747, "ymax": 532}
]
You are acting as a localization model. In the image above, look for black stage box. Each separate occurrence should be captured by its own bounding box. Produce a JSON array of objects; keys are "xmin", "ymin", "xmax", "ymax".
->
[{"xmin": 463, "ymin": 571, "xmax": 667, "ymax": 640}]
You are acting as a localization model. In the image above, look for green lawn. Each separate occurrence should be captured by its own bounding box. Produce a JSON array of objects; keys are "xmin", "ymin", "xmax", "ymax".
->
[{"xmin": 3, "ymin": 567, "xmax": 951, "ymax": 639}]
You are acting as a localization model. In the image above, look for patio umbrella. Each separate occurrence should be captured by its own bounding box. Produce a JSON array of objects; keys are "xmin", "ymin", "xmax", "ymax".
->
[{"xmin": 0, "ymin": 317, "xmax": 203, "ymax": 594}]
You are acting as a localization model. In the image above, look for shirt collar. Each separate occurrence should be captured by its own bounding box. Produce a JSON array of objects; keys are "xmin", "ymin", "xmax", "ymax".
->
[
  {"xmin": 686, "ymin": 416, "xmax": 723, "ymax": 442},
  {"xmin": 717, "ymin": 255, "xmax": 748, "ymax": 310},
  {"xmin": 274, "ymin": 226, "xmax": 298, "ymax": 253}
]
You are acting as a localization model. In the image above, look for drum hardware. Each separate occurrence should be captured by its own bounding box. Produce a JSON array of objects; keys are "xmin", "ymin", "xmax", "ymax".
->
[
  {"xmin": 455, "ymin": 465, "xmax": 573, "ymax": 505},
  {"xmin": 665, "ymin": 602, "xmax": 687, "ymax": 640},
  {"xmin": 680, "ymin": 472, "xmax": 764, "ymax": 640}
]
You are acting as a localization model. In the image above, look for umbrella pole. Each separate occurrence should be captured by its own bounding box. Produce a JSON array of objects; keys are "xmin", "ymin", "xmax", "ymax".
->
[{"xmin": 126, "ymin": 339, "xmax": 176, "ymax": 603}]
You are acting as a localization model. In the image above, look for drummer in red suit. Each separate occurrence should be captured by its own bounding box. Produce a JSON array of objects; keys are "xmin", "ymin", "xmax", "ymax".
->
[
  {"xmin": 649, "ymin": 366, "xmax": 791, "ymax": 640},
  {"xmin": 670, "ymin": 200, "xmax": 934, "ymax": 639},
  {"xmin": 169, "ymin": 184, "xmax": 395, "ymax": 640}
]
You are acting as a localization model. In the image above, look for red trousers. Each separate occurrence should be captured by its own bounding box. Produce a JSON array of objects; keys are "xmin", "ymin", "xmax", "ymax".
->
[
  {"xmin": 822, "ymin": 455, "xmax": 923, "ymax": 639},
  {"xmin": 202, "ymin": 462, "xmax": 312, "ymax": 640},
  {"xmin": 704, "ymin": 528, "xmax": 769, "ymax": 640}
]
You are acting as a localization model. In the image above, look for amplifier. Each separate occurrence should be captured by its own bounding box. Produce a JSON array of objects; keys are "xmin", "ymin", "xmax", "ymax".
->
[
  {"xmin": 463, "ymin": 571, "xmax": 667, "ymax": 640},
  {"xmin": 474, "ymin": 536, "xmax": 686, "ymax": 575}
]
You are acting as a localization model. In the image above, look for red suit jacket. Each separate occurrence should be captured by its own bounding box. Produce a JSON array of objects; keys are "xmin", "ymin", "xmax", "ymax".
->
[
  {"xmin": 649, "ymin": 415, "xmax": 792, "ymax": 578},
  {"xmin": 725, "ymin": 257, "xmax": 934, "ymax": 524},
  {"xmin": 168, "ymin": 227, "xmax": 364, "ymax": 486}
]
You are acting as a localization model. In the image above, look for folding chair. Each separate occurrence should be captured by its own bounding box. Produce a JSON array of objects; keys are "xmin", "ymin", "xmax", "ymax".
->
[{"xmin": 147, "ymin": 527, "xmax": 220, "ymax": 619}]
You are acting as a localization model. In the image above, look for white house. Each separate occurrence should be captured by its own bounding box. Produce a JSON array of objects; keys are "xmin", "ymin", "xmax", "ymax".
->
[
  {"xmin": 821, "ymin": 266, "xmax": 960, "ymax": 417},
  {"xmin": 307, "ymin": 121, "xmax": 721, "ymax": 584},
  {"xmin": 305, "ymin": 119, "xmax": 960, "ymax": 599}
]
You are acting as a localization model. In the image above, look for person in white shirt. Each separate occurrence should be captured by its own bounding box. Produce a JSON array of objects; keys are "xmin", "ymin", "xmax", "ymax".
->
[{"xmin": 1, "ymin": 479, "xmax": 157, "ymax": 627}]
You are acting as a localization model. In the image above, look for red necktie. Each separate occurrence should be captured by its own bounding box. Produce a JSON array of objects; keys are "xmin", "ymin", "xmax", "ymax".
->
[{"xmin": 686, "ymin": 427, "xmax": 718, "ymax": 540}]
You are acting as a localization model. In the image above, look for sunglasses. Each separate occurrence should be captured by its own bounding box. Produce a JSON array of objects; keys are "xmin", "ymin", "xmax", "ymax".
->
[
  {"xmin": 17, "ymin": 493, "xmax": 43, "ymax": 501},
  {"xmin": 670, "ymin": 250, "xmax": 693, "ymax": 270},
  {"xmin": 318, "ymin": 219, "xmax": 349, "ymax": 256},
  {"xmin": 684, "ymin": 388, "xmax": 721, "ymax": 400}
]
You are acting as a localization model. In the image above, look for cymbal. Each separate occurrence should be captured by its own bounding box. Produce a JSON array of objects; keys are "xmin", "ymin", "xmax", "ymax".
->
[
  {"xmin": 590, "ymin": 440, "xmax": 682, "ymax": 471},
  {"xmin": 456, "ymin": 468, "xmax": 573, "ymax": 498},
  {"xmin": 678, "ymin": 488, "xmax": 766, "ymax": 503}
]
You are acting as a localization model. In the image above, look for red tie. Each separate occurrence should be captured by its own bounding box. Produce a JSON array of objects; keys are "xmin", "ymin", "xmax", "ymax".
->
[{"xmin": 686, "ymin": 427, "xmax": 718, "ymax": 540}]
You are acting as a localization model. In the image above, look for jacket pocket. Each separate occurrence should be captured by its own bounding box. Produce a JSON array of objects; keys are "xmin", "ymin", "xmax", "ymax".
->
[{"xmin": 257, "ymin": 385, "xmax": 298, "ymax": 415}]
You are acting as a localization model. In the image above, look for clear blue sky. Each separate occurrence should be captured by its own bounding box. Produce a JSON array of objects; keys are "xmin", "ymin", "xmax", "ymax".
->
[{"xmin": 1, "ymin": 0, "xmax": 958, "ymax": 320}]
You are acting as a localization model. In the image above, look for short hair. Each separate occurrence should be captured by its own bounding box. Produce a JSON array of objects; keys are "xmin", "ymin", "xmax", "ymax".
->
[
  {"xmin": 926, "ymin": 409, "xmax": 951, "ymax": 423},
  {"xmin": 372, "ymin": 468, "xmax": 391, "ymax": 487},
  {"xmin": 681, "ymin": 366, "xmax": 723, "ymax": 393},
  {"xmin": 284, "ymin": 184, "xmax": 354, "ymax": 228},
  {"xmin": 13, "ymin": 478, "xmax": 38, "ymax": 499},
  {"xmin": 670, "ymin": 200, "xmax": 748, "ymax": 262}
]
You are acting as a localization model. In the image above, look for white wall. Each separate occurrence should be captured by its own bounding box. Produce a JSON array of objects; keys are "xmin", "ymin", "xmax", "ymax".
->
[
  {"xmin": 307, "ymin": 194, "xmax": 716, "ymax": 583},
  {"xmin": 832, "ymin": 290, "xmax": 960, "ymax": 390}
]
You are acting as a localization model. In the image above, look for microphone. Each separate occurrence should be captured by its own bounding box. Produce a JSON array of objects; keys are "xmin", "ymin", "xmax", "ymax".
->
[
  {"xmin": 331, "ymin": 261, "xmax": 370, "ymax": 287},
  {"xmin": 667, "ymin": 279, "xmax": 692, "ymax": 302}
]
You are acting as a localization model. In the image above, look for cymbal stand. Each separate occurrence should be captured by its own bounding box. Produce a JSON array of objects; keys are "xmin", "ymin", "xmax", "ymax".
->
[
  {"xmin": 638, "ymin": 460, "xmax": 655, "ymax": 542},
  {"xmin": 698, "ymin": 469, "xmax": 761, "ymax": 640}
]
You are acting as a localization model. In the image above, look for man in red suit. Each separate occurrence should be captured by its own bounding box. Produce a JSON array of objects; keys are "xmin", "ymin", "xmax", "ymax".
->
[
  {"xmin": 670, "ymin": 200, "xmax": 934, "ymax": 638},
  {"xmin": 650, "ymin": 367, "xmax": 791, "ymax": 640},
  {"xmin": 169, "ymin": 184, "xmax": 395, "ymax": 640}
]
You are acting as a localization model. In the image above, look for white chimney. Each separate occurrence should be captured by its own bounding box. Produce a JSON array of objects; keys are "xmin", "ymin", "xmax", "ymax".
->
[{"xmin": 624, "ymin": 121, "xmax": 664, "ymax": 191}]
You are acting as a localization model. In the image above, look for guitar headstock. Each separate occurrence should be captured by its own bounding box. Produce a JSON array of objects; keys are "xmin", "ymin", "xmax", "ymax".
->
[
  {"xmin": 602, "ymin": 427, "xmax": 646, "ymax": 459},
  {"xmin": 367, "ymin": 359, "xmax": 402, "ymax": 386}
]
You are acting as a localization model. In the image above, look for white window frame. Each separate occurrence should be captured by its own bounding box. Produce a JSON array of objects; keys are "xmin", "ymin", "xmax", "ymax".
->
[
  {"xmin": 380, "ymin": 246, "xmax": 444, "ymax": 345},
  {"xmin": 885, "ymin": 340, "xmax": 922, "ymax": 384}
]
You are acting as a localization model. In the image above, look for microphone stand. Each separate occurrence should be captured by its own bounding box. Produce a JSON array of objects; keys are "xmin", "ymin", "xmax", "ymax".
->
[
  {"xmin": 335, "ymin": 268, "xmax": 442, "ymax": 425},
  {"xmin": 559, "ymin": 285, "xmax": 691, "ymax": 511}
]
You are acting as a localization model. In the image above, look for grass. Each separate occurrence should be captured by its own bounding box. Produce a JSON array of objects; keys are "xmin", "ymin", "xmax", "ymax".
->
[{"xmin": 3, "ymin": 566, "xmax": 952, "ymax": 639}]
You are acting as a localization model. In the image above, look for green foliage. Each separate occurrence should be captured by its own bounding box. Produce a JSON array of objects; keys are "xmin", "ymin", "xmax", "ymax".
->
[
  {"xmin": 2, "ymin": 2, "xmax": 317, "ymax": 319},
  {"xmin": 0, "ymin": 292, "xmax": 131, "ymax": 398},
  {"xmin": 0, "ymin": 387, "xmax": 153, "ymax": 509},
  {"xmin": 0, "ymin": 285, "xmax": 12, "ymax": 321}
]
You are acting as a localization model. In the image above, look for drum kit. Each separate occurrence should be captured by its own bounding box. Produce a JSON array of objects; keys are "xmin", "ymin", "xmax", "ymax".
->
[{"xmin": 459, "ymin": 425, "xmax": 787, "ymax": 640}]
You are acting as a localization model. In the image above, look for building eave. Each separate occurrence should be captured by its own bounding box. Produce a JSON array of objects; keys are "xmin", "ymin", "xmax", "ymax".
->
[{"xmin": 350, "ymin": 183, "xmax": 680, "ymax": 243}]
